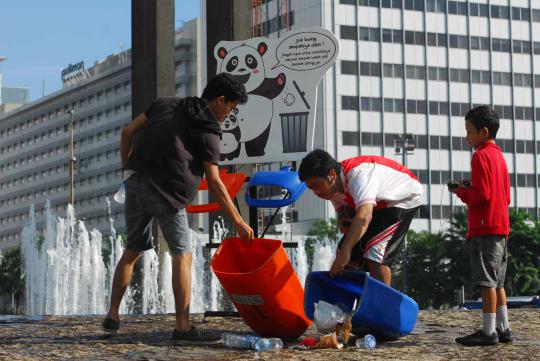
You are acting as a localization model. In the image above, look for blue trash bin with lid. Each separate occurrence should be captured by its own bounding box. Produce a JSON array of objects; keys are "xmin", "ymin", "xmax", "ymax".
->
[{"xmin": 304, "ymin": 271, "xmax": 418, "ymax": 339}]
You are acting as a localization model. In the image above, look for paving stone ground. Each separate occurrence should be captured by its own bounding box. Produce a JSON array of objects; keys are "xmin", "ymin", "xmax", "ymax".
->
[{"xmin": 0, "ymin": 309, "xmax": 539, "ymax": 360}]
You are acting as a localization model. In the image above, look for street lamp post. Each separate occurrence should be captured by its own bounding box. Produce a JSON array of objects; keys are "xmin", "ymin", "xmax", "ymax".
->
[
  {"xmin": 67, "ymin": 110, "xmax": 75, "ymax": 205},
  {"xmin": 394, "ymin": 134, "xmax": 415, "ymax": 293},
  {"xmin": 0, "ymin": 56, "xmax": 6, "ymax": 105}
]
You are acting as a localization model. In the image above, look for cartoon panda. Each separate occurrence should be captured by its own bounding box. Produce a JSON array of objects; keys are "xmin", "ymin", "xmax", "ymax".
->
[{"xmin": 217, "ymin": 42, "xmax": 286, "ymax": 161}]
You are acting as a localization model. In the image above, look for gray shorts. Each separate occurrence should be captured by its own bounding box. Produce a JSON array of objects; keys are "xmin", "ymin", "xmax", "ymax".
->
[
  {"xmin": 469, "ymin": 235, "xmax": 508, "ymax": 289},
  {"xmin": 124, "ymin": 174, "xmax": 192, "ymax": 255}
]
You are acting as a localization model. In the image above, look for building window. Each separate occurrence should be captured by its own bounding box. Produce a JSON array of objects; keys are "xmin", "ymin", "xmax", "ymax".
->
[
  {"xmin": 342, "ymin": 96, "xmax": 359, "ymax": 110},
  {"xmin": 341, "ymin": 60, "xmax": 358, "ymax": 75},
  {"xmin": 340, "ymin": 25, "xmax": 358, "ymax": 40}
]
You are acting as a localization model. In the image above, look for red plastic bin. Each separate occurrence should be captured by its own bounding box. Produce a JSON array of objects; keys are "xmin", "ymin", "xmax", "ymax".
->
[{"xmin": 210, "ymin": 237, "xmax": 311, "ymax": 339}]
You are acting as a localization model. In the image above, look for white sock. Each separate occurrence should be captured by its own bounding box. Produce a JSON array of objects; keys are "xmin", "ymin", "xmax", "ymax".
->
[
  {"xmin": 496, "ymin": 305, "xmax": 510, "ymax": 331},
  {"xmin": 482, "ymin": 313, "xmax": 496, "ymax": 335}
]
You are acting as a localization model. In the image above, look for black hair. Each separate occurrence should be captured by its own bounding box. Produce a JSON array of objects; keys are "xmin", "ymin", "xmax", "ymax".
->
[
  {"xmin": 201, "ymin": 73, "xmax": 248, "ymax": 104},
  {"xmin": 465, "ymin": 105, "xmax": 500, "ymax": 139},
  {"xmin": 298, "ymin": 149, "xmax": 341, "ymax": 182}
]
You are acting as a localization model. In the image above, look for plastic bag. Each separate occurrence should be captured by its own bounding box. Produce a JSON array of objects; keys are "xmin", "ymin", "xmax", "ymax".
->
[
  {"xmin": 314, "ymin": 299, "xmax": 358, "ymax": 345},
  {"xmin": 313, "ymin": 300, "xmax": 348, "ymax": 334}
]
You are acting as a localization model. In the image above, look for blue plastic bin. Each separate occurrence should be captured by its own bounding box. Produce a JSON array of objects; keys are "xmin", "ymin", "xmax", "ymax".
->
[
  {"xmin": 304, "ymin": 271, "xmax": 418, "ymax": 339},
  {"xmin": 245, "ymin": 166, "xmax": 306, "ymax": 208}
]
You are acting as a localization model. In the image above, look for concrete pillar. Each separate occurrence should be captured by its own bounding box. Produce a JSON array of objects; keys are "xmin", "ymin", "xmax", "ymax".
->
[{"xmin": 131, "ymin": 0, "xmax": 175, "ymax": 118}]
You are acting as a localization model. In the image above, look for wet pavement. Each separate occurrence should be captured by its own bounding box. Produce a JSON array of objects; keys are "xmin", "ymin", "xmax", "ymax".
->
[{"xmin": 0, "ymin": 309, "xmax": 539, "ymax": 360}]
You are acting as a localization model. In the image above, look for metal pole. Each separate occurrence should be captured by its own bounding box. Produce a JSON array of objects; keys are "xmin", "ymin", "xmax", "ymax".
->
[
  {"xmin": 402, "ymin": 136, "xmax": 408, "ymax": 293},
  {"xmin": 68, "ymin": 110, "xmax": 75, "ymax": 205}
]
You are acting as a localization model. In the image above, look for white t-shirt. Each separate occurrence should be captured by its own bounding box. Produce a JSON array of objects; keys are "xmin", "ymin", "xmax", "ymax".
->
[{"xmin": 330, "ymin": 156, "xmax": 423, "ymax": 211}]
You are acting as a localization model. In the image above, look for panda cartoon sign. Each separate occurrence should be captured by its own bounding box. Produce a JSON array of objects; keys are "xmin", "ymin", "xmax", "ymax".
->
[{"xmin": 214, "ymin": 27, "xmax": 339, "ymax": 165}]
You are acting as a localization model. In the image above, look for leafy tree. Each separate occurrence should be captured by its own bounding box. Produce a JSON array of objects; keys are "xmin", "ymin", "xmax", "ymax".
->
[
  {"xmin": 0, "ymin": 247, "xmax": 25, "ymax": 314},
  {"xmin": 505, "ymin": 210, "xmax": 540, "ymax": 296}
]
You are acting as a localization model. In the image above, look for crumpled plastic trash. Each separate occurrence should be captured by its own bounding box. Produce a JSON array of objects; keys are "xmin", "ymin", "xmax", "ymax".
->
[
  {"xmin": 313, "ymin": 300, "xmax": 348, "ymax": 334},
  {"xmin": 313, "ymin": 299, "xmax": 358, "ymax": 345}
]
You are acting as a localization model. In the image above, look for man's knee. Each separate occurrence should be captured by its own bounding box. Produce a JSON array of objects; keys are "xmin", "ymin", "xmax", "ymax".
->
[{"xmin": 121, "ymin": 249, "xmax": 143, "ymax": 264}]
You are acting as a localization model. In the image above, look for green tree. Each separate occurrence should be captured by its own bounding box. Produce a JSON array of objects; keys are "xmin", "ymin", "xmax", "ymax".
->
[
  {"xmin": 0, "ymin": 247, "xmax": 25, "ymax": 314},
  {"xmin": 505, "ymin": 210, "xmax": 540, "ymax": 296},
  {"xmin": 393, "ymin": 230, "xmax": 466, "ymax": 309}
]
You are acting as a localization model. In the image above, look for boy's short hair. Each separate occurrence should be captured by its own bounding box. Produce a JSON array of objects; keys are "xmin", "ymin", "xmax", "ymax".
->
[
  {"xmin": 465, "ymin": 105, "xmax": 500, "ymax": 139},
  {"xmin": 298, "ymin": 149, "xmax": 341, "ymax": 182},
  {"xmin": 201, "ymin": 73, "xmax": 248, "ymax": 104}
]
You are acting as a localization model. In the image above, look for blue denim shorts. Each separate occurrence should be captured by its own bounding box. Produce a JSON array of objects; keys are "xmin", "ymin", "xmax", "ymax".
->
[{"xmin": 124, "ymin": 174, "xmax": 192, "ymax": 255}]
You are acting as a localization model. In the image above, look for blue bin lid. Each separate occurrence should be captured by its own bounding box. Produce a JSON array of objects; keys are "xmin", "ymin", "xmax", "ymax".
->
[{"xmin": 245, "ymin": 166, "xmax": 307, "ymax": 208}]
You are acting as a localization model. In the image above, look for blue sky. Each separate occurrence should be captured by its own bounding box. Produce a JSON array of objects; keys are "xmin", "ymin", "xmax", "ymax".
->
[{"xmin": 0, "ymin": 0, "xmax": 200, "ymax": 101}]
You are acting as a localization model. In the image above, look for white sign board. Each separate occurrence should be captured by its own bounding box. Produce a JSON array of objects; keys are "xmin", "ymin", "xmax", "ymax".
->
[{"xmin": 214, "ymin": 27, "xmax": 339, "ymax": 165}]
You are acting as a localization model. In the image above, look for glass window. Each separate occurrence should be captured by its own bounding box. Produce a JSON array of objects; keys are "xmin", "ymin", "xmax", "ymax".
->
[
  {"xmin": 405, "ymin": 31, "xmax": 415, "ymax": 44},
  {"xmin": 430, "ymin": 135, "xmax": 440, "ymax": 149},
  {"xmin": 341, "ymin": 60, "xmax": 358, "ymax": 75},
  {"xmin": 429, "ymin": 101, "xmax": 438, "ymax": 115},
  {"xmin": 469, "ymin": 3, "xmax": 479, "ymax": 16},
  {"xmin": 439, "ymin": 68, "xmax": 448, "ymax": 81},
  {"xmin": 360, "ymin": 62, "xmax": 371, "ymax": 76},
  {"xmin": 371, "ymin": 63, "xmax": 381, "ymax": 76},
  {"xmin": 407, "ymin": 99, "xmax": 417, "ymax": 113},
  {"xmin": 522, "ymin": 41, "xmax": 531, "ymax": 54},
  {"xmin": 384, "ymin": 98, "xmax": 394, "ymax": 112},
  {"xmin": 359, "ymin": 27, "xmax": 370, "ymax": 41},
  {"xmin": 428, "ymin": 67, "xmax": 438, "ymax": 80},
  {"xmin": 512, "ymin": 7, "xmax": 521, "ymax": 21},
  {"xmin": 427, "ymin": 33, "xmax": 437, "ymax": 46},
  {"xmin": 383, "ymin": 64, "xmax": 393, "ymax": 77},
  {"xmin": 370, "ymin": 28, "xmax": 380, "ymax": 42},
  {"xmin": 341, "ymin": 25, "xmax": 358, "ymax": 40},
  {"xmin": 499, "ymin": 6, "xmax": 509, "ymax": 19},
  {"xmin": 449, "ymin": 35, "xmax": 458, "ymax": 48},
  {"xmin": 393, "ymin": 29, "xmax": 403, "ymax": 43},
  {"xmin": 472, "ymin": 70, "xmax": 481, "ymax": 83},
  {"xmin": 394, "ymin": 64, "xmax": 403, "ymax": 78},
  {"xmin": 414, "ymin": 32, "xmax": 425, "ymax": 45},
  {"xmin": 533, "ymin": 9, "xmax": 540, "ymax": 22},
  {"xmin": 371, "ymin": 98, "xmax": 382, "ymax": 112},
  {"xmin": 471, "ymin": 37, "xmax": 480, "ymax": 50},
  {"xmin": 394, "ymin": 99, "xmax": 404, "ymax": 112},
  {"xmin": 406, "ymin": 65, "xmax": 416, "ymax": 79},
  {"xmin": 382, "ymin": 29, "xmax": 393, "ymax": 42}
]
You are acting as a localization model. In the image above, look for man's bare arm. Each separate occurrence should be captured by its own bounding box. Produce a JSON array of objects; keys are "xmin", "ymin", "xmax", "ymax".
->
[{"xmin": 120, "ymin": 113, "xmax": 147, "ymax": 171}]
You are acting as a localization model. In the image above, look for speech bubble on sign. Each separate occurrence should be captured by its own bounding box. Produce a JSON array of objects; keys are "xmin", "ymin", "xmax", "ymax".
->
[{"xmin": 272, "ymin": 31, "xmax": 337, "ymax": 71}]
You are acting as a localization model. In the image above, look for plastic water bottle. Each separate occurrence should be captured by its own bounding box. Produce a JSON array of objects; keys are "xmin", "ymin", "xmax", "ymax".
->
[
  {"xmin": 113, "ymin": 183, "xmax": 125, "ymax": 204},
  {"xmin": 222, "ymin": 333, "xmax": 260, "ymax": 349},
  {"xmin": 222, "ymin": 333, "xmax": 283, "ymax": 351},
  {"xmin": 355, "ymin": 334, "xmax": 376, "ymax": 350},
  {"xmin": 252, "ymin": 337, "xmax": 283, "ymax": 352}
]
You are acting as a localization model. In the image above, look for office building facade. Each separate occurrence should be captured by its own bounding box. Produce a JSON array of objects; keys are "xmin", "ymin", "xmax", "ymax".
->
[
  {"xmin": 0, "ymin": 19, "xmax": 200, "ymax": 250},
  {"xmin": 219, "ymin": 0, "xmax": 540, "ymax": 233}
]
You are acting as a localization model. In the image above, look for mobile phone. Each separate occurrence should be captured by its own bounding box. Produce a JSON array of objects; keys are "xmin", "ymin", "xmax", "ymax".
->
[{"xmin": 447, "ymin": 180, "xmax": 460, "ymax": 190}]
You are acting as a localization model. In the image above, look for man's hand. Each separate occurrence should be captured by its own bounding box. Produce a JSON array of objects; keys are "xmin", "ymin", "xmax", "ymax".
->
[
  {"xmin": 235, "ymin": 219, "xmax": 254, "ymax": 242},
  {"xmin": 330, "ymin": 247, "xmax": 351, "ymax": 278}
]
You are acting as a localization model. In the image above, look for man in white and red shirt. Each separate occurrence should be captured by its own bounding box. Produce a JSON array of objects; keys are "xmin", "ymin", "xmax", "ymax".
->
[{"xmin": 299, "ymin": 149, "xmax": 423, "ymax": 285}]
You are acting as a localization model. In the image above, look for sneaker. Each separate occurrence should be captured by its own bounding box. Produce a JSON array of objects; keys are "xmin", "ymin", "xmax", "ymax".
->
[
  {"xmin": 455, "ymin": 330, "xmax": 499, "ymax": 346},
  {"xmin": 102, "ymin": 317, "xmax": 120, "ymax": 332},
  {"xmin": 172, "ymin": 326, "xmax": 221, "ymax": 342},
  {"xmin": 496, "ymin": 328, "xmax": 513, "ymax": 343}
]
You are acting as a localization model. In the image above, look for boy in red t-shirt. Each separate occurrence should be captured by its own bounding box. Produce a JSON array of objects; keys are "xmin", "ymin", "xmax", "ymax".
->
[{"xmin": 449, "ymin": 105, "xmax": 512, "ymax": 346}]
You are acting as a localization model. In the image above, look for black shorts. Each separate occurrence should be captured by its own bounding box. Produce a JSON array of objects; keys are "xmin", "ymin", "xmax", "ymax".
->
[{"xmin": 338, "ymin": 206, "xmax": 419, "ymax": 267}]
